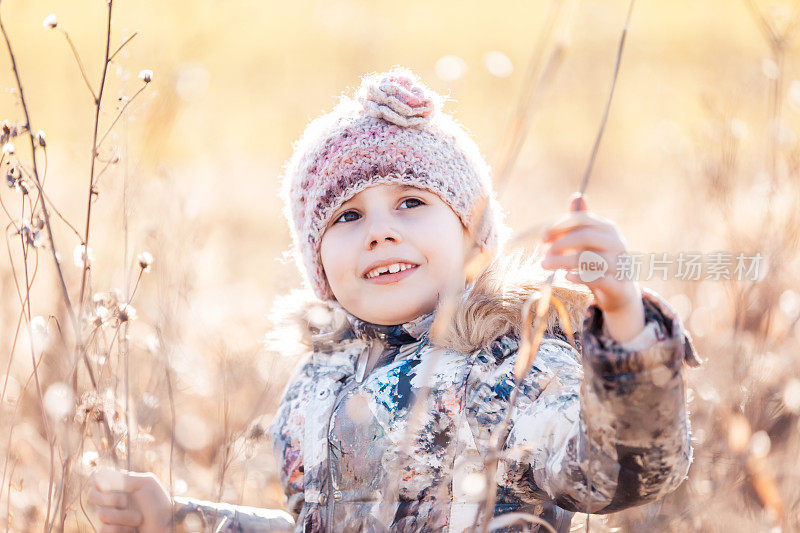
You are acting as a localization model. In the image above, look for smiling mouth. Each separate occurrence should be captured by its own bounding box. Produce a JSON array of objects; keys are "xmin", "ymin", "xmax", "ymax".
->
[{"xmin": 363, "ymin": 262, "xmax": 419, "ymax": 279}]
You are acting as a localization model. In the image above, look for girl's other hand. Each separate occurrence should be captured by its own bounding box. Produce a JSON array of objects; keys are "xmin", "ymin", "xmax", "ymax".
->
[
  {"xmin": 88, "ymin": 467, "xmax": 173, "ymax": 532},
  {"xmin": 540, "ymin": 193, "xmax": 645, "ymax": 343}
]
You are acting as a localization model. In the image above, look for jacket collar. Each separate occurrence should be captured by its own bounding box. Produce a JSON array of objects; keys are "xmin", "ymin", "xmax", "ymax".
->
[{"xmin": 344, "ymin": 311, "xmax": 435, "ymax": 346}]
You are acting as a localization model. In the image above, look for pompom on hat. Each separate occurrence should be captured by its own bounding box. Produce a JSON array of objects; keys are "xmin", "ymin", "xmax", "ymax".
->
[{"xmin": 280, "ymin": 66, "xmax": 508, "ymax": 302}]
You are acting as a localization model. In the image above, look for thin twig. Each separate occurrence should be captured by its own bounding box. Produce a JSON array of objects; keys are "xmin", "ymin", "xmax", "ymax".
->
[
  {"xmin": 91, "ymin": 155, "xmax": 118, "ymax": 189},
  {"xmin": 78, "ymin": 0, "xmax": 114, "ymax": 323},
  {"xmin": 108, "ymin": 31, "xmax": 139, "ymax": 63},
  {"xmin": 96, "ymin": 84, "xmax": 147, "ymax": 150},
  {"xmin": 18, "ymin": 205, "xmax": 56, "ymax": 532},
  {"xmin": 18, "ymin": 166, "xmax": 84, "ymax": 241},
  {"xmin": 164, "ymin": 335, "xmax": 177, "ymax": 533},
  {"xmin": 578, "ymin": 0, "xmax": 636, "ymax": 197},
  {"xmin": 0, "ymin": 2, "xmax": 80, "ymax": 338},
  {"xmin": 60, "ymin": 30, "xmax": 98, "ymax": 102},
  {"xmin": 494, "ymin": 0, "xmax": 571, "ymax": 194}
]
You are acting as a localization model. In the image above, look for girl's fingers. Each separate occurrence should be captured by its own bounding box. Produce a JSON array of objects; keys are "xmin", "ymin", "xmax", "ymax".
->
[
  {"xmin": 569, "ymin": 193, "xmax": 588, "ymax": 212},
  {"xmin": 541, "ymin": 211, "xmax": 613, "ymax": 242},
  {"xmin": 540, "ymin": 251, "xmax": 619, "ymax": 286},
  {"xmin": 541, "ymin": 251, "xmax": 617, "ymax": 272},
  {"xmin": 87, "ymin": 487, "xmax": 129, "ymax": 509},
  {"xmin": 90, "ymin": 468, "xmax": 129, "ymax": 493},
  {"xmin": 96, "ymin": 506, "xmax": 143, "ymax": 527},
  {"xmin": 544, "ymin": 227, "xmax": 623, "ymax": 256}
]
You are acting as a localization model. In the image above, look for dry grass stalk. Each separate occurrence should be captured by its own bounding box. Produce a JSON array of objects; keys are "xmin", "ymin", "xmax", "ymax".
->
[
  {"xmin": 0, "ymin": 1, "xmax": 155, "ymax": 529},
  {"xmin": 473, "ymin": 284, "xmax": 573, "ymax": 533},
  {"xmin": 493, "ymin": 0, "xmax": 573, "ymax": 195},
  {"xmin": 578, "ymin": 0, "xmax": 636, "ymax": 196}
]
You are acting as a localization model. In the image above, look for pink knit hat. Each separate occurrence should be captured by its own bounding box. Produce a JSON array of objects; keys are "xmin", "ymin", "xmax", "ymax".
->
[{"xmin": 280, "ymin": 66, "xmax": 507, "ymax": 301}]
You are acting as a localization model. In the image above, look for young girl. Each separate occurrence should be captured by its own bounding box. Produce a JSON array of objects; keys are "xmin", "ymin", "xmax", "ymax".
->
[{"xmin": 88, "ymin": 66, "xmax": 700, "ymax": 532}]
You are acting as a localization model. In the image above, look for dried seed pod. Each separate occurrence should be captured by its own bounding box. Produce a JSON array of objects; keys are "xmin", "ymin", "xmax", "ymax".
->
[
  {"xmin": 42, "ymin": 14, "xmax": 58, "ymax": 29},
  {"xmin": 137, "ymin": 251, "xmax": 153, "ymax": 272}
]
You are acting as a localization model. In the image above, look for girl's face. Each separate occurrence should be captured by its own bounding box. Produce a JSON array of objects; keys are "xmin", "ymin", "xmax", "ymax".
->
[{"xmin": 320, "ymin": 184, "xmax": 474, "ymax": 325}]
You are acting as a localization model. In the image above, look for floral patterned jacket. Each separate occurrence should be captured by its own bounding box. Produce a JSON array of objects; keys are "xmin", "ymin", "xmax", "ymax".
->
[{"xmin": 173, "ymin": 260, "xmax": 700, "ymax": 532}]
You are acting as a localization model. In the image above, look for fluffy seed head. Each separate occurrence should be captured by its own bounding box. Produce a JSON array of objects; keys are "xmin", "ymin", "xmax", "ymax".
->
[
  {"xmin": 137, "ymin": 251, "xmax": 153, "ymax": 272},
  {"xmin": 43, "ymin": 14, "xmax": 58, "ymax": 29}
]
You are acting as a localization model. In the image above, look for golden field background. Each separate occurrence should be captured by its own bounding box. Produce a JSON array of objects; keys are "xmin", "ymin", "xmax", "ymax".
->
[{"xmin": 1, "ymin": 0, "xmax": 799, "ymax": 531}]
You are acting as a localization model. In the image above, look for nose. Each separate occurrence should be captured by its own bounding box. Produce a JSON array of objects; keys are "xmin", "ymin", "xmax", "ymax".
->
[{"xmin": 364, "ymin": 214, "xmax": 402, "ymax": 250}]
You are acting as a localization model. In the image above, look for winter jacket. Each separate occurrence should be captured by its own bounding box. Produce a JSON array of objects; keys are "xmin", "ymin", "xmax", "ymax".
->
[{"xmin": 172, "ymin": 258, "xmax": 700, "ymax": 532}]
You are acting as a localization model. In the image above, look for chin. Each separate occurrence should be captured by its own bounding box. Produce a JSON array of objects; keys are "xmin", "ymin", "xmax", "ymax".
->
[{"xmin": 357, "ymin": 293, "xmax": 436, "ymax": 326}]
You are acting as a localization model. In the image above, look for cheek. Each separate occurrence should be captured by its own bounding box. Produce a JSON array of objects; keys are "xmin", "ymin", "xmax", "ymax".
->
[
  {"xmin": 319, "ymin": 237, "xmax": 342, "ymax": 284},
  {"xmin": 320, "ymin": 232, "xmax": 355, "ymax": 288},
  {"xmin": 417, "ymin": 214, "xmax": 468, "ymax": 274}
]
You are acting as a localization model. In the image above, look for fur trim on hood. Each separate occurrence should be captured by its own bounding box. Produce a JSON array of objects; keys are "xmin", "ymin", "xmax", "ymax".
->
[{"xmin": 265, "ymin": 252, "xmax": 594, "ymax": 357}]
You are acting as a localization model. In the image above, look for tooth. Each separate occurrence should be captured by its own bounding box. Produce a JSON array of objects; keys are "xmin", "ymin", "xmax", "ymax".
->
[{"xmin": 388, "ymin": 264, "xmax": 401, "ymax": 274}]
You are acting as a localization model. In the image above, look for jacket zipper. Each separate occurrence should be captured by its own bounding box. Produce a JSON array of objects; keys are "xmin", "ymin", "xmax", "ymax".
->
[{"xmin": 324, "ymin": 338, "xmax": 378, "ymax": 531}]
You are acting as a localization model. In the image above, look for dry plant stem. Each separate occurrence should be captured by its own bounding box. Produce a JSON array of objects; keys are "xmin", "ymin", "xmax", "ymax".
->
[
  {"xmin": 0, "ymin": 27, "xmax": 93, "ymax": 514},
  {"xmin": 30, "ymin": 147, "xmax": 47, "ymax": 214},
  {"xmin": 60, "ymin": 30, "xmax": 98, "ymax": 103},
  {"xmin": 77, "ymin": 0, "xmax": 114, "ymax": 324},
  {"xmin": 0, "ymin": 9, "xmax": 78, "ymax": 337},
  {"xmin": 165, "ymin": 345, "xmax": 178, "ymax": 533},
  {"xmin": 3, "ymin": 222, "xmax": 35, "ymax": 319},
  {"xmin": 494, "ymin": 0, "xmax": 568, "ymax": 195},
  {"xmin": 108, "ymin": 31, "xmax": 139, "ymax": 63},
  {"xmin": 0, "ymin": 238, "xmax": 41, "ymax": 508},
  {"xmin": 0, "ymin": 193, "xmax": 17, "ymax": 230},
  {"xmin": 92, "ymin": 156, "xmax": 118, "ymax": 189},
  {"xmin": 743, "ymin": 1, "xmax": 800, "ymax": 337},
  {"xmin": 37, "ymin": 188, "xmax": 84, "ymax": 241},
  {"xmin": 0, "ymin": 336, "xmax": 46, "ymax": 528},
  {"xmin": 4, "ymin": 460, "xmax": 15, "ymax": 533},
  {"xmin": 578, "ymin": 0, "xmax": 636, "ymax": 196},
  {"xmin": 473, "ymin": 2, "xmax": 572, "ymax": 248},
  {"xmin": 213, "ymin": 359, "xmax": 232, "ymax": 527},
  {"xmin": 97, "ymin": 84, "xmax": 147, "ymax": 149},
  {"xmin": 123, "ymin": 320, "xmax": 132, "ymax": 472},
  {"xmin": 16, "ymin": 196, "xmax": 58, "ymax": 533},
  {"xmin": 0, "ymin": 309, "xmax": 25, "ymax": 404},
  {"xmin": 54, "ymin": 435, "xmax": 73, "ymax": 533},
  {"xmin": 17, "ymin": 166, "xmax": 84, "ymax": 241}
]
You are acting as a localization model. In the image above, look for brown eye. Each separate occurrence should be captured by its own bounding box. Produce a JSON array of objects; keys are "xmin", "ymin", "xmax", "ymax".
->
[
  {"xmin": 399, "ymin": 198, "xmax": 424, "ymax": 209},
  {"xmin": 334, "ymin": 210, "xmax": 360, "ymax": 224}
]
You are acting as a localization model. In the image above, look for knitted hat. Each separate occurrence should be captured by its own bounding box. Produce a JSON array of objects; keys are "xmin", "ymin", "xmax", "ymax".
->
[{"xmin": 280, "ymin": 66, "xmax": 507, "ymax": 301}]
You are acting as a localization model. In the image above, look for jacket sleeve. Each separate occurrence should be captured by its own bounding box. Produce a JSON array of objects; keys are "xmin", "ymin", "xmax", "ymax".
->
[
  {"xmin": 465, "ymin": 287, "xmax": 700, "ymax": 513},
  {"xmin": 171, "ymin": 497, "xmax": 295, "ymax": 532},
  {"xmin": 168, "ymin": 356, "xmax": 315, "ymax": 532}
]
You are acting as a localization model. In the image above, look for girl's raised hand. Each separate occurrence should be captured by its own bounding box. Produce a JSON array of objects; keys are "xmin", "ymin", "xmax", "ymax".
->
[
  {"xmin": 88, "ymin": 467, "xmax": 173, "ymax": 532},
  {"xmin": 540, "ymin": 193, "xmax": 646, "ymax": 343}
]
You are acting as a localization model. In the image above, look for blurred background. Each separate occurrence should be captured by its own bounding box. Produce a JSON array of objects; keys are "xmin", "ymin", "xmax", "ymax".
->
[{"xmin": 1, "ymin": 0, "xmax": 799, "ymax": 530}]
